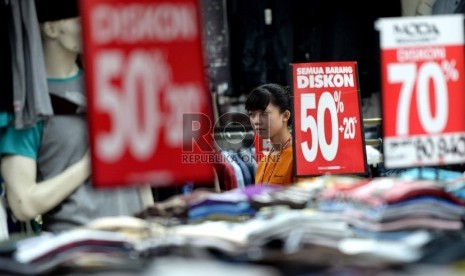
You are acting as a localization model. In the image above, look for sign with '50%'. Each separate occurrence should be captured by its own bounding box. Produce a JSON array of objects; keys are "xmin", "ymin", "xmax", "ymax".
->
[
  {"xmin": 292, "ymin": 61, "xmax": 367, "ymax": 177},
  {"xmin": 81, "ymin": 0, "xmax": 214, "ymax": 187}
]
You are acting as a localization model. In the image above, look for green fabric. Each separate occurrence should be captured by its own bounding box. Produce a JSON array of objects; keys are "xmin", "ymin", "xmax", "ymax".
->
[
  {"xmin": 0, "ymin": 112, "xmax": 43, "ymax": 234},
  {"xmin": 0, "ymin": 112, "xmax": 12, "ymax": 128},
  {"xmin": 47, "ymin": 69, "xmax": 82, "ymax": 82},
  {"xmin": 0, "ymin": 117, "xmax": 43, "ymax": 160}
]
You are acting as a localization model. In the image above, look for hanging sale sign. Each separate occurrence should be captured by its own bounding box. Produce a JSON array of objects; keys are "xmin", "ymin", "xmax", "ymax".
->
[
  {"xmin": 292, "ymin": 62, "xmax": 367, "ymax": 177},
  {"xmin": 80, "ymin": 0, "xmax": 214, "ymax": 187},
  {"xmin": 378, "ymin": 15, "xmax": 465, "ymax": 168}
]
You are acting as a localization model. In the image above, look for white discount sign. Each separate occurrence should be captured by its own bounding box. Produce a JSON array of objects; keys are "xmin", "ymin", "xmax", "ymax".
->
[{"xmin": 378, "ymin": 15, "xmax": 465, "ymax": 168}]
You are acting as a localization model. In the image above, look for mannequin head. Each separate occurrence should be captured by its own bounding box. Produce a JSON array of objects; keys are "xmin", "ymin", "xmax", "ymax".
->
[
  {"xmin": 40, "ymin": 17, "xmax": 82, "ymax": 55},
  {"xmin": 35, "ymin": 0, "xmax": 81, "ymax": 77}
]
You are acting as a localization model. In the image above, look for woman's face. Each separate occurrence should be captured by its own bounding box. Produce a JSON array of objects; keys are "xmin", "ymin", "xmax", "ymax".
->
[
  {"xmin": 248, "ymin": 103, "xmax": 287, "ymax": 139},
  {"xmin": 56, "ymin": 17, "xmax": 82, "ymax": 54}
]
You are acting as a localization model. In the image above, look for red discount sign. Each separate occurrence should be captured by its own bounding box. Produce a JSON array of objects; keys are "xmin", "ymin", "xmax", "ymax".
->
[
  {"xmin": 292, "ymin": 62, "xmax": 367, "ymax": 176},
  {"xmin": 379, "ymin": 15, "xmax": 465, "ymax": 168},
  {"xmin": 81, "ymin": 0, "xmax": 214, "ymax": 187}
]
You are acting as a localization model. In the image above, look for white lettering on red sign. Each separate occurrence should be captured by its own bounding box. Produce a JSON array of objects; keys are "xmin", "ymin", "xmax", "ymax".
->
[
  {"xmin": 296, "ymin": 66, "xmax": 354, "ymax": 89},
  {"xmin": 292, "ymin": 62, "xmax": 366, "ymax": 176},
  {"xmin": 378, "ymin": 15, "xmax": 465, "ymax": 168},
  {"xmin": 164, "ymin": 84, "xmax": 204, "ymax": 147},
  {"xmin": 397, "ymin": 47, "xmax": 446, "ymax": 62},
  {"xmin": 91, "ymin": 3, "xmax": 198, "ymax": 44},
  {"xmin": 95, "ymin": 50, "xmax": 203, "ymax": 162}
]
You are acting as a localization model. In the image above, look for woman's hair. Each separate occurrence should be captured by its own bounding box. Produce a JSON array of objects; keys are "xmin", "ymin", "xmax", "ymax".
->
[{"xmin": 245, "ymin": 83, "xmax": 292, "ymax": 126}]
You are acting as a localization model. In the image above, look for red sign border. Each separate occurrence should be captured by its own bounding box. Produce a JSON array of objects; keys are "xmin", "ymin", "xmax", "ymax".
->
[
  {"xmin": 290, "ymin": 61, "xmax": 368, "ymax": 178},
  {"xmin": 79, "ymin": 0, "xmax": 215, "ymax": 188}
]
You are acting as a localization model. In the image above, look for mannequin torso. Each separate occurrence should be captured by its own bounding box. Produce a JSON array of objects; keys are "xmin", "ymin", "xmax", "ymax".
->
[{"xmin": 0, "ymin": 17, "xmax": 147, "ymax": 232}]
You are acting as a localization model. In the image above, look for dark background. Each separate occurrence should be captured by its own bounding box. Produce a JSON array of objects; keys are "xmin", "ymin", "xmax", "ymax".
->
[{"xmin": 201, "ymin": 0, "xmax": 402, "ymax": 99}]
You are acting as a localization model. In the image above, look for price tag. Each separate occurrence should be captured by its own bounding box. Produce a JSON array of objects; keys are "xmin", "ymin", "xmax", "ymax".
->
[
  {"xmin": 378, "ymin": 15, "xmax": 465, "ymax": 168},
  {"xmin": 81, "ymin": 0, "xmax": 214, "ymax": 187},
  {"xmin": 292, "ymin": 61, "xmax": 367, "ymax": 176}
]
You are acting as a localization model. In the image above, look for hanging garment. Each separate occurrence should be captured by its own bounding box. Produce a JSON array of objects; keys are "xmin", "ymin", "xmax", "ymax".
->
[
  {"xmin": 432, "ymin": 0, "xmax": 462, "ymax": 14},
  {"xmin": 7, "ymin": 0, "xmax": 52, "ymax": 129}
]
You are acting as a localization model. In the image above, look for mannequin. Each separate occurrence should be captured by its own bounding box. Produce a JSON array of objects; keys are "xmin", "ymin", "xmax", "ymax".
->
[
  {"xmin": 1, "ymin": 0, "xmax": 149, "ymax": 233},
  {"xmin": 1, "ymin": 14, "xmax": 89, "ymax": 227},
  {"xmin": 40, "ymin": 17, "xmax": 82, "ymax": 78}
]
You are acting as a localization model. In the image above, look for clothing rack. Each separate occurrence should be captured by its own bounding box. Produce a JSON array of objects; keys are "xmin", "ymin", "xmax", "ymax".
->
[
  {"xmin": 213, "ymin": 130, "xmax": 255, "ymax": 139},
  {"xmin": 214, "ymin": 118, "xmax": 383, "ymax": 146},
  {"xmin": 363, "ymin": 117, "xmax": 382, "ymax": 126},
  {"xmin": 213, "ymin": 128, "xmax": 255, "ymax": 151},
  {"xmin": 363, "ymin": 118, "xmax": 382, "ymax": 146}
]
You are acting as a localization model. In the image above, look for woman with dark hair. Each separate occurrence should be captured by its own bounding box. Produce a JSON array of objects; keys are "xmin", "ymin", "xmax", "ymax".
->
[{"xmin": 245, "ymin": 83, "xmax": 293, "ymax": 185}]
